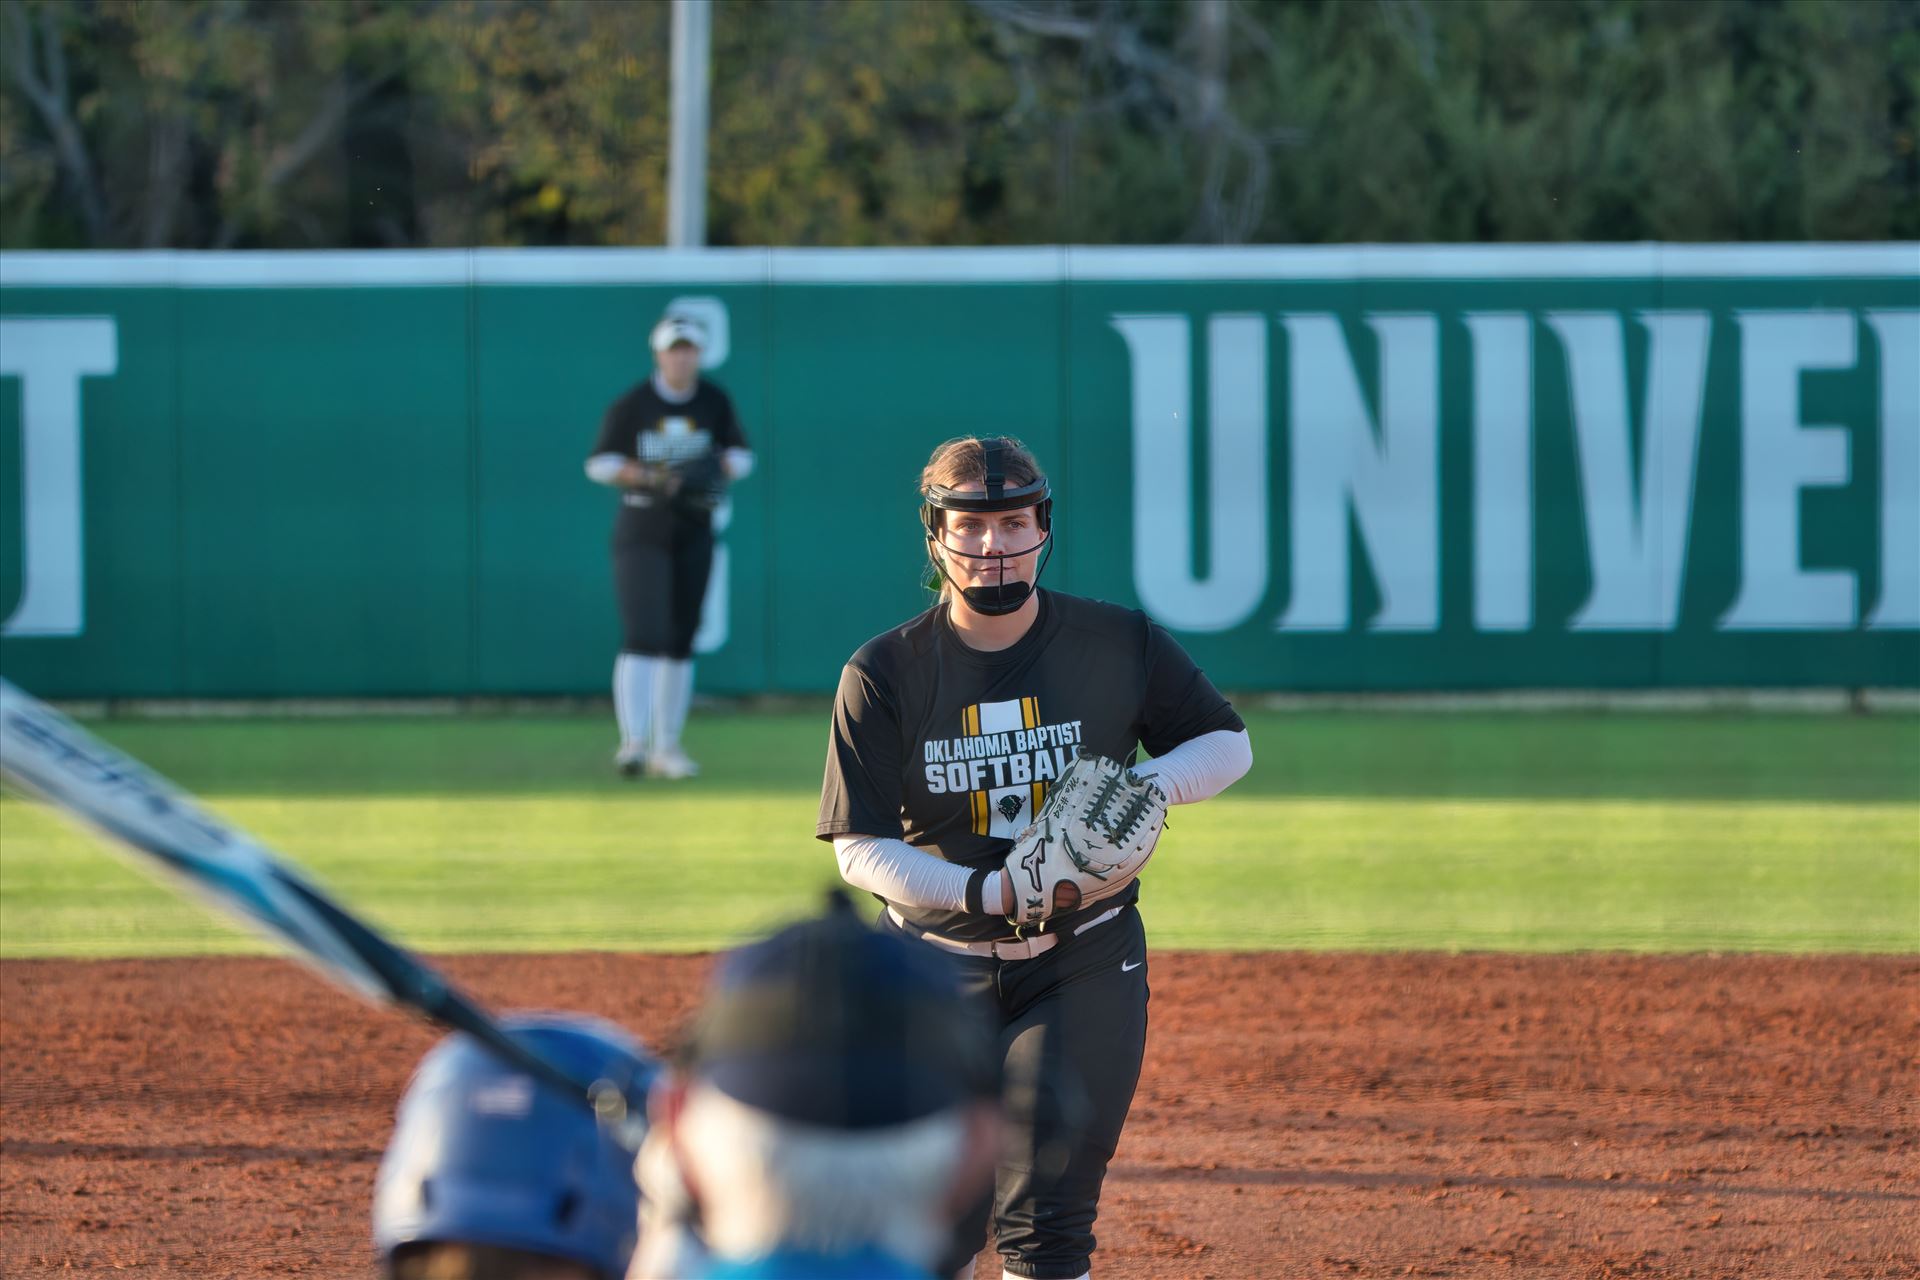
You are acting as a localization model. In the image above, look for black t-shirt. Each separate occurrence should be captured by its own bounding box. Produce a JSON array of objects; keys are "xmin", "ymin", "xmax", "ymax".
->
[
  {"xmin": 591, "ymin": 378, "xmax": 747, "ymax": 537},
  {"xmin": 817, "ymin": 590, "xmax": 1245, "ymax": 943}
]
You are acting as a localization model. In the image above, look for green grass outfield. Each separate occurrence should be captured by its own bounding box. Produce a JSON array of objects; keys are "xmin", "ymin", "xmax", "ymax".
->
[{"xmin": 1, "ymin": 709, "xmax": 1915, "ymax": 957}]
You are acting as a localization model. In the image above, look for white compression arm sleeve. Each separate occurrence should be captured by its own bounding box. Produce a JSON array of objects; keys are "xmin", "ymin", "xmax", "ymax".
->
[
  {"xmin": 1131, "ymin": 727, "xmax": 1253, "ymax": 805},
  {"xmin": 833, "ymin": 834, "xmax": 1004, "ymax": 914},
  {"xmin": 722, "ymin": 447, "xmax": 754, "ymax": 481},
  {"xmin": 585, "ymin": 452, "xmax": 628, "ymax": 485}
]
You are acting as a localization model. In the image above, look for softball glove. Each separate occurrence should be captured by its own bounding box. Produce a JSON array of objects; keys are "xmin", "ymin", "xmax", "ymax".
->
[{"xmin": 1003, "ymin": 749, "xmax": 1168, "ymax": 926}]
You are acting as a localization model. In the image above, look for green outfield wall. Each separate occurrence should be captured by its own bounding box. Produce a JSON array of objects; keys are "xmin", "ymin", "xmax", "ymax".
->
[{"xmin": 2, "ymin": 246, "xmax": 1916, "ymax": 697}]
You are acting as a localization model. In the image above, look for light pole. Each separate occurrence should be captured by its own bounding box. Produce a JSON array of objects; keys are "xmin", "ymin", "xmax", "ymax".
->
[{"xmin": 667, "ymin": 0, "xmax": 711, "ymax": 247}]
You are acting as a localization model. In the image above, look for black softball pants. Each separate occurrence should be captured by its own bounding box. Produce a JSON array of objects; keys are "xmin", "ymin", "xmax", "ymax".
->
[
  {"xmin": 892, "ymin": 904, "xmax": 1150, "ymax": 1280},
  {"xmin": 611, "ymin": 516, "xmax": 713, "ymax": 660}
]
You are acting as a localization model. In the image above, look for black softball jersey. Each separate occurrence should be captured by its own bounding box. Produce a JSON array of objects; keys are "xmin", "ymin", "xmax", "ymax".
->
[
  {"xmin": 592, "ymin": 379, "xmax": 747, "ymax": 537},
  {"xmin": 817, "ymin": 589, "xmax": 1245, "ymax": 943}
]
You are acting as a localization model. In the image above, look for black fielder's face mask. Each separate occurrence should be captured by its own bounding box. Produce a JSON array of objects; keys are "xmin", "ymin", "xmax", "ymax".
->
[
  {"xmin": 926, "ymin": 512, "xmax": 1054, "ymax": 616},
  {"xmin": 921, "ymin": 442, "xmax": 1055, "ymax": 617}
]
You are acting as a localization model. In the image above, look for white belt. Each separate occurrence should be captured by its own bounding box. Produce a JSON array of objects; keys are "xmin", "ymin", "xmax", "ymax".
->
[{"xmin": 887, "ymin": 904, "xmax": 1124, "ymax": 961}]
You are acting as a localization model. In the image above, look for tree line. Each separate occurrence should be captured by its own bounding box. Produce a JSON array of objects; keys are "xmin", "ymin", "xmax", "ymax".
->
[{"xmin": 3, "ymin": 0, "xmax": 1915, "ymax": 250}]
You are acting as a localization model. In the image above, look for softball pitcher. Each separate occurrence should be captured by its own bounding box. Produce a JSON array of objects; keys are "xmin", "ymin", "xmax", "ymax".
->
[{"xmin": 816, "ymin": 436, "xmax": 1254, "ymax": 1280}]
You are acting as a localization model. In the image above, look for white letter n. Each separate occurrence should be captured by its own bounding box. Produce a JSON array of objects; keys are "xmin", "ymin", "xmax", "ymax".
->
[{"xmin": 1276, "ymin": 313, "xmax": 1439, "ymax": 632}]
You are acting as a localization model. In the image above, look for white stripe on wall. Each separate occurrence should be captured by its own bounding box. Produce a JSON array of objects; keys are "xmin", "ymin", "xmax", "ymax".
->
[{"xmin": 2, "ymin": 243, "xmax": 1914, "ymax": 289}]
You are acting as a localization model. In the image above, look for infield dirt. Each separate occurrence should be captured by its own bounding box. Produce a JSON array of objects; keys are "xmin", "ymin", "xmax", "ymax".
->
[{"xmin": 3, "ymin": 951, "xmax": 1914, "ymax": 1278}]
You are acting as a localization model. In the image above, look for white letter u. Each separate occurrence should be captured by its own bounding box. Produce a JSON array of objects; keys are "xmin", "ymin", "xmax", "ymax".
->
[{"xmin": 1112, "ymin": 313, "xmax": 1269, "ymax": 632}]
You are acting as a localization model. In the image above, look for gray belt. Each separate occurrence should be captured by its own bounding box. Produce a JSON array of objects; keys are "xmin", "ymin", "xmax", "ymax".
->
[{"xmin": 886, "ymin": 904, "xmax": 1124, "ymax": 961}]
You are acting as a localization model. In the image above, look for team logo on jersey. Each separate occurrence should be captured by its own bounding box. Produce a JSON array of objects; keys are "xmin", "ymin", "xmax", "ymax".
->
[
  {"xmin": 921, "ymin": 697, "xmax": 1084, "ymax": 838},
  {"xmin": 638, "ymin": 415, "xmax": 713, "ymax": 462}
]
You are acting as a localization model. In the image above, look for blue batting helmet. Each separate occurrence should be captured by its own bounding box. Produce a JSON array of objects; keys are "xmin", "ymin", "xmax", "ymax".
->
[{"xmin": 372, "ymin": 1013, "xmax": 657, "ymax": 1279}]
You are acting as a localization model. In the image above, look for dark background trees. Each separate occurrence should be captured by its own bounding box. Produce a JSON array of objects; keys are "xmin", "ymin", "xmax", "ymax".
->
[{"xmin": 3, "ymin": 0, "xmax": 1915, "ymax": 250}]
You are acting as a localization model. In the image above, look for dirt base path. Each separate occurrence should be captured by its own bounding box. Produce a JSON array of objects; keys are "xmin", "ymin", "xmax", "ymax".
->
[{"xmin": 3, "ymin": 952, "xmax": 1914, "ymax": 1278}]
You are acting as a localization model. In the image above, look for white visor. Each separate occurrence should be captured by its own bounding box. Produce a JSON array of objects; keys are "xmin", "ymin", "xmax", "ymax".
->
[{"xmin": 650, "ymin": 315, "xmax": 707, "ymax": 352}]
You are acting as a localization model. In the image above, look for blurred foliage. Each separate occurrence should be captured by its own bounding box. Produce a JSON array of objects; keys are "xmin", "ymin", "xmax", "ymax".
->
[
  {"xmin": 2, "ymin": 0, "xmax": 1914, "ymax": 249},
  {"xmin": 1, "ymin": 0, "xmax": 426, "ymax": 247}
]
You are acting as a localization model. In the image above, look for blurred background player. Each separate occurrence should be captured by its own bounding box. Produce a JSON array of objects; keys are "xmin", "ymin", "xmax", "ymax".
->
[
  {"xmin": 374, "ymin": 1013, "xmax": 658, "ymax": 1280},
  {"xmin": 630, "ymin": 894, "xmax": 1002, "ymax": 1280},
  {"xmin": 586, "ymin": 312, "xmax": 753, "ymax": 780},
  {"xmin": 817, "ymin": 436, "xmax": 1253, "ymax": 1279}
]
